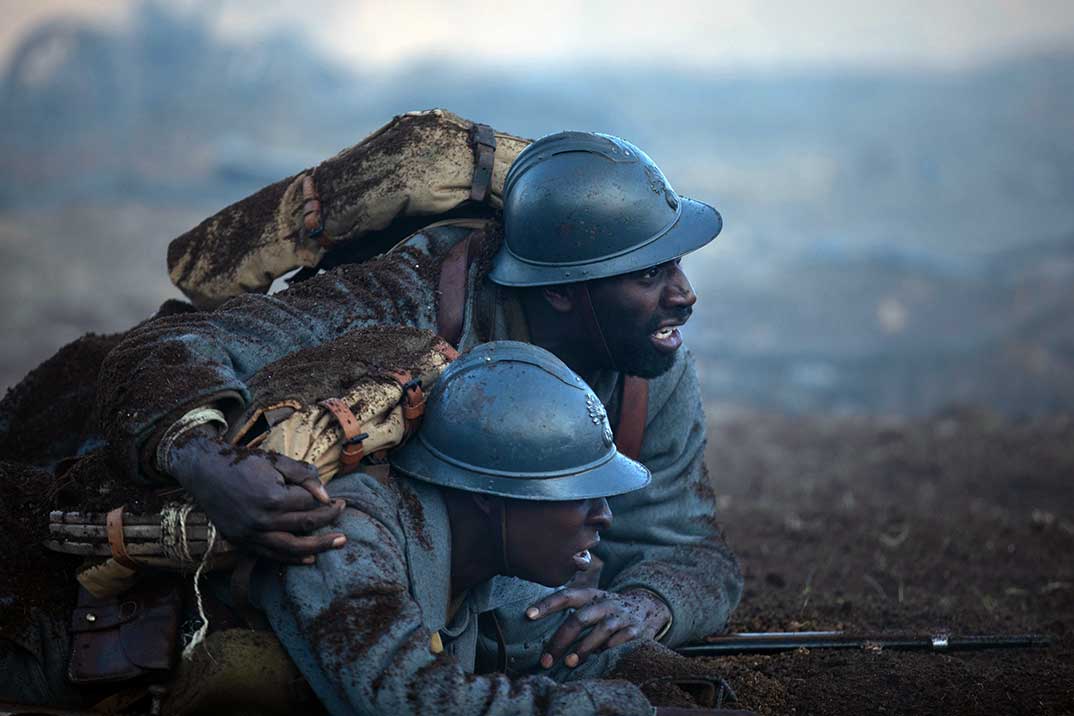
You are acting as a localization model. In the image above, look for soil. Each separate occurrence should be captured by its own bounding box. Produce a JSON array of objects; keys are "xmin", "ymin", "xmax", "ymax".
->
[
  {"xmin": 245, "ymin": 325, "xmax": 445, "ymax": 408},
  {"xmin": 613, "ymin": 408, "xmax": 1074, "ymax": 715},
  {"xmin": 0, "ymin": 460, "xmax": 79, "ymax": 642}
]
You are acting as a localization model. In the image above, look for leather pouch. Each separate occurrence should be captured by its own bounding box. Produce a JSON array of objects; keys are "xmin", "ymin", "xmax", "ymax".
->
[{"xmin": 68, "ymin": 579, "xmax": 181, "ymax": 684}]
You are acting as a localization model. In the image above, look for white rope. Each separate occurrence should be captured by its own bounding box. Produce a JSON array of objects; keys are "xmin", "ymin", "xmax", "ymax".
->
[
  {"xmin": 182, "ymin": 516, "xmax": 217, "ymax": 660},
  {"xmin": 159, "ymin": 500, "xmax": 217, "ymax": 659},
  {"xmin": 155, "ymin": 406, "xmax": 228, "ymax": 474},
  {"xmin": 159, "ymin": 501, "xmax": 196, "ymax": 563}
]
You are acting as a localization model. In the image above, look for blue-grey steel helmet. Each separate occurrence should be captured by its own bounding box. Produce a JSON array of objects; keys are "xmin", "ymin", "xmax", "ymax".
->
[
  {"xmin": 389, "ymin": 341, "xmax": 651, "ymax": 500},
  {"xmin": 489, "ymin": 131, "xmax": 722, "ymax": 287}
]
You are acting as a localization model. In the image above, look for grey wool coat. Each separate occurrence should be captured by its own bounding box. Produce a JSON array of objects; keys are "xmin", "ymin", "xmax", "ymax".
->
[
  {"xmin": 97, "ymin": 222, "xmax": 743, "ymax": 646},
  {"xmin": 251, "ymin": 472, "xmax": 654, "ymax": 716}
]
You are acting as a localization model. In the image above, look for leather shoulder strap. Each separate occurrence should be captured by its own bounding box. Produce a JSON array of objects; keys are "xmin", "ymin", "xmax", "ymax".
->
[
  {"xmin": 436, "ymin": 230, "xmax": 482, "ymax": 347},
  {"xmin": 469, "ymin": 123, "xmax": 498, "ymax": 202},
  {"xmin": 614, "ymin": 375, "xmax": 649, "ymax": 461}
]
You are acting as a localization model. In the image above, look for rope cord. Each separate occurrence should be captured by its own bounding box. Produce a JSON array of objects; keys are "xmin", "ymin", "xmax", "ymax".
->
[{"xmin": 160, "ymin": 501, "xmax": 217, "ymax": 659}]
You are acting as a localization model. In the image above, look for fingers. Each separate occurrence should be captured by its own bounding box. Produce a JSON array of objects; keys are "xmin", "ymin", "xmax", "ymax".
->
[
  {"xmin": 526, "ymin": 588, "xmax": 602, "ymax": 620},
  {"xmin": 263, "ymin": 499, "xmax": 346, "ymax": 534},
  {"xmin": 247, "ymin": 530, "xmax": 347, "ymax": 564},
  {"xmin": 272, "ymin": 484, "xmax": 331, "ymax": 514},
  {"xmin": 566, "ymin": 615, "xmax": 625, "ymax": 667},
  {"xmin": 273, "ymin": 454, "xmax": 330, "ymax": 504},
  {"xmin": 540, "ymin": 599, "xmax": 615, "ymax": 667},
  {"xmin": 604, "ymin": 624, "xmax": 643, "ymax": 650}
]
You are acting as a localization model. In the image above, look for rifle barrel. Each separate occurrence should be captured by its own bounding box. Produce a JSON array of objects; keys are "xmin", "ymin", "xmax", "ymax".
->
[{"xmin": 676, "ymin": 631, "xmax": 1050, "ymax": 657}]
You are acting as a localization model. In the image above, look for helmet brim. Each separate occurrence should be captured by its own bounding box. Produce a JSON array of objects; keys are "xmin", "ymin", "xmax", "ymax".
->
[
  {"xmin": 489, "ymin": 195, "xmax": 722, "ymax": 287},
  {"xmin": 390, "ymin": 436, "xmax": 651, "ymax": 501}
]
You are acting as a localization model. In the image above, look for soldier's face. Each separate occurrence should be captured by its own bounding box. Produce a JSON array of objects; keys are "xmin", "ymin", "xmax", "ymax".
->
[
  {"xmin": 505, "ymin": 496, "xmax": 613, "ymax": 587},
  {"xmin": 588, "ymin": 258, "xmax": 697, "ymax": 378}
]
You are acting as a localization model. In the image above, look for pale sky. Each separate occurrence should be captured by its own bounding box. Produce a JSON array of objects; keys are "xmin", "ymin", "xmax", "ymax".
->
[{"xmin": 2, "ymin": 0, "xmax": 1074, "ymax": 72}]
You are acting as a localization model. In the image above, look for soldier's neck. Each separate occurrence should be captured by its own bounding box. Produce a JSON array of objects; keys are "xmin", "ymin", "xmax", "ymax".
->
[
  {"xmin": 443, "ymin": 490, "xmax": 500, "ymax": 597},
  {"xmin": 518, "ymin": 293, "xmax": 607, "ymax": 385}
]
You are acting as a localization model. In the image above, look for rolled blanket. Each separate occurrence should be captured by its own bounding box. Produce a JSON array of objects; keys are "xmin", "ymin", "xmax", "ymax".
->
[{"xmin": 167, "ymin": 109, "xmax": 530, "ymax": 308}]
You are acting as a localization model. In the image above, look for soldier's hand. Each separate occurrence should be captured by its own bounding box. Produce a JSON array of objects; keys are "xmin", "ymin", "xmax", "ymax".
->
[
  {"xmin": 167, "ymin": 426, "xmax": 346, "ymax": 564},
  {"xmin": 526, "ymin": 587, "xmax": 671, "ymax": 669}
]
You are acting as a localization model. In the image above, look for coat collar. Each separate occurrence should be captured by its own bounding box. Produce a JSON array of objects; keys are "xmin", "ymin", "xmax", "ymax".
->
[{"xmin": 396, "ymin": 476, "xmax": 555, "ymax": 637}]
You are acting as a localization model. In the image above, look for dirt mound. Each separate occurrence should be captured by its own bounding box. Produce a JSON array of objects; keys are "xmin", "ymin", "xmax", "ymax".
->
[{"xmin": 621, "ymin": 408, "xmax": 1074, "ymax": 715}]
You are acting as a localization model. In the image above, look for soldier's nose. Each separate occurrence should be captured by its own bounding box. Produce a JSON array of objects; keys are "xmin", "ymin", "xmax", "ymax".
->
[
  {"xmin": 664, "ymin": 264, "xmax": 697, "ymax": 308},
  {"xmin": 586, "ymin": 497, "xmax": 613, "ymax": 530}
]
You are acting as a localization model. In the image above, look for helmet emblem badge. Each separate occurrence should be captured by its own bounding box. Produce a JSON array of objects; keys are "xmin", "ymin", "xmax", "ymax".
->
[{"xmin": 586, "ymin": 395, "xmax": 615, "ymax": 446}]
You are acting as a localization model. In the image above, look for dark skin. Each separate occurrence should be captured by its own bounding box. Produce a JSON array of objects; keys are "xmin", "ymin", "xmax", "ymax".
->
[
  {"xmin": 165, "ymin": 256, "xmax": 698, "ymax": 662},
  {"xmin": 441, "ymin": 491, "xmax": 728, "ymax": 716},
  {"xmin": 442, "ymin": 491, "xmax": 612, "ymax": 595},
  {"xmin": 168, "ymin": 423, "xmax": 347, "ymax": 563},
  {"xmin": 520, "ymin": 257, "xmax": 698, "ymax": 669}
]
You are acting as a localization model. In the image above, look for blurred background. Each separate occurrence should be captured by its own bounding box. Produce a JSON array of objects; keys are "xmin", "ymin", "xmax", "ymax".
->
[{"xmin": 2, "ymin": 0, "xmax": 1072, "ymax": 416}]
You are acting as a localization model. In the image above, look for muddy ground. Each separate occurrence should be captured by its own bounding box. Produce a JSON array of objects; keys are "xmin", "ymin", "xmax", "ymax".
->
[{"xmin": 628, "ymin": 407, "xmax": 1073, "ymax": 715}]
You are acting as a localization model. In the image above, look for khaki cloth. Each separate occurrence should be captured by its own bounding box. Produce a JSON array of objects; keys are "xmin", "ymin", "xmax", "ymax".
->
[{"xmin": 168, "ymin": 109, "xmax": 530, "ymax": 308}]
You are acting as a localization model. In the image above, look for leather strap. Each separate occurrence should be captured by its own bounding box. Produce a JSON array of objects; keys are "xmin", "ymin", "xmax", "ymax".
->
[
  {"xmin": 106, "ymin": 506, "xmax": 138, "ymax": 570},
  {"xmin": 364, "ymin": 463, "xmax": 391, "ymax": 482},
  {"xmin": 387, "ymin": 370, "xmax": 427, "ymax": 435},
  {"xmin": 302, "ymin": 174, "xmax": 330, "ymax": 249},
  {"xmin": 319, "ymin": 398, "xmax": 368, "ymax": 471},
  {"xmin": 469, "ymin": 124, "xmax": 497, "ymax": 202},
  {"xmin": 575, "ymin": 283, "xmax": 618, "ymax": 370},
  {"xmin": 614, "ymin": 376, "xmax": 649, "ymax": 461},
  {"xmin": 433, "ymin": 338, "xmax": 461, "ymax": 362},
  {"xmin": 229, "ymin": 554, "xmax": 264, "ymax": 627},
  {"xmin": 436, "ymin": 231, "xmax": 482, "ymax": 347}
]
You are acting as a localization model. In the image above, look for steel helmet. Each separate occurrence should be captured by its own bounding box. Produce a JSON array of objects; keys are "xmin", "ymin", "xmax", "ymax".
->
[
  {"xmin": 489, "ymin": 131, "xmax": 722, "ymax": 287},
  {"xmin": 389, "ymin": 341, "xmax": 651, "ymax": 500}
]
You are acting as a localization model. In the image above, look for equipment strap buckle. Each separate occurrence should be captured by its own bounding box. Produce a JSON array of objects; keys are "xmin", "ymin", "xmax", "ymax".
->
[
  {"xmin": 469, "ymin": 123, "xmax": 497, "ymax": 203},
  {"xmin": 301, "ymin": 174, "xmax": 330, "ymax": 248}
]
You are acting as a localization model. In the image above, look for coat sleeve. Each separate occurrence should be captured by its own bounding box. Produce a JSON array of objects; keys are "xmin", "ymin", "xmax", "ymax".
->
[
  {"xmin": 254, "ymin": 475, "xmax": 653, "ymax": 716},
  {"xmin": 599, "ymin": 348, "xmax": 744, "ymax": 646},
  {"xmin": 95, "ymin": 234, "xmax": 452, "ymax": 483}
]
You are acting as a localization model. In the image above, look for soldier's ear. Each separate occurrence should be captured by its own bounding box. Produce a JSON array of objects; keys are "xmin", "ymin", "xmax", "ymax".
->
[{"xmin": 541, "ymin": 284, "xmax": 575, "ymax": 313}]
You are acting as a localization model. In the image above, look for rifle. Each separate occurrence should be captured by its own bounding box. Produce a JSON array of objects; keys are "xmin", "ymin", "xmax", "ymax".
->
[{"xmin": 676, "ymin": 630, "xmax": 1051, "ymax": 657}]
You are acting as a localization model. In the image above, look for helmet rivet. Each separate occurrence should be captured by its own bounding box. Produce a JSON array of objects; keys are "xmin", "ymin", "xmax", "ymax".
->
[{"xmin": 665, "ymin": 188, "xmax": 679, "ymax": 210}]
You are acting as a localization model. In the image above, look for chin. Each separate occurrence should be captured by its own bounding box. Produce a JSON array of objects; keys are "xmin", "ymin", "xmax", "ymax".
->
[
  {"xmin": 617, "ymin": 347, "xmax": 676, "ymax": 379},
  {"xmin": 523, "ymin": 566, "xmax": 576, "ymax": 589}
]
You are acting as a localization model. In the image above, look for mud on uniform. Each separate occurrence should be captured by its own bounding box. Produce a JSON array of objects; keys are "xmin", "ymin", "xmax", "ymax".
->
[
  {"xmin": 247, "ymin": 470, "xmax": 653, "ymax": 716},
  {"xmin": 98, "ymin": 223, "xmax": 743, "ymax": 647}
]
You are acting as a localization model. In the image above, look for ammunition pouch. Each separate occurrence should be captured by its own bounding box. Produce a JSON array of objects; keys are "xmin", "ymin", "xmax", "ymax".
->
[{"xmin": 67, "ymin": 579, "xmax": 180, "ymax": 685}]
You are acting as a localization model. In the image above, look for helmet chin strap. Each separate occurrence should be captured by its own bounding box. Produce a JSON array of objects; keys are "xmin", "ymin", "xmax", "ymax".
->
[
  {"xmin": 488, "ymin": 497, "xmax": 511, "ymax": 575},
  {"xmin": 575, "ymin": 283, "xmax": 618, "ymax": 372}
]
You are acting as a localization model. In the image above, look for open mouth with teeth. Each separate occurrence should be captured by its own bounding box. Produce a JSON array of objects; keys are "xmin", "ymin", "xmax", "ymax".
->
[
  {"xmin": 650, "ymin": 324, "xmax": 684, "ymax": 353},
  {"xmin": 572, "ymin": 549, "xmax": 593, "ymax": 571}
]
